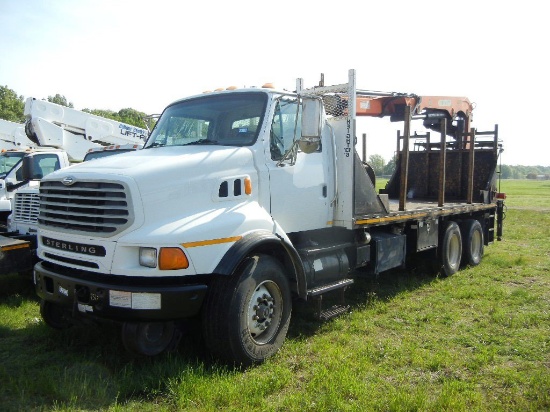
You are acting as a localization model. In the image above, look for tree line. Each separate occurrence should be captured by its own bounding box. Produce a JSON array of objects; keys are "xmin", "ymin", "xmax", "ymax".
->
[
  {"xmin": 0, "ymin": 85, "xmax": 149, "ymax": 130},
  {"xmin": 1, "ymin": 85, "xmax": 548, "ymax": 178},
  {"xmin": 366, "ymin": 153, "xmax": 550, "ymax": 180}
]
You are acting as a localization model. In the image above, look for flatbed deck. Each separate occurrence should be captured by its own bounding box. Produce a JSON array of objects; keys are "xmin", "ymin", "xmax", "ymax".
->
[{"xmin": 355, "ymin": 199, "xmax": 496, "ymax": 227}]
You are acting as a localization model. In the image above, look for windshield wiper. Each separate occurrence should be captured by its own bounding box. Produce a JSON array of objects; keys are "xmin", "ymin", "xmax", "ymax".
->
[
  {"xmin": 184, "ymin": 139, "xmax": 218, "ymax": 145},
  {"xmin": 146, "ymin": 142, "xmax": 166, "ymax": 148}
]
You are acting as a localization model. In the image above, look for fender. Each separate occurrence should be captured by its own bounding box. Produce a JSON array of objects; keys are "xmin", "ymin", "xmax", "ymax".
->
[{"xmin": 214, "ymin": 230, "xmax": 308, "ymax": 299}]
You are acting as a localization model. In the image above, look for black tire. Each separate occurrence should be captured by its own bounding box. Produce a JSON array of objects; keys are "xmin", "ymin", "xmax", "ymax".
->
[
  {"xmin": 40, "ymin": 300, "xmax": 72, "ymax": 329},
  {"xmin": 121, "ymin": 321, "xmax": 178, "ymax": 356},
  {"xmin": 462, "ymin": 219, "xmax": 484, "ymax": 267},
  {"xmin": 440, "ymin": 221, "xmax": 462, "ymax": 277},
  {"xmin": 202, "ymin": 254, "xmax": 292, "ymax": 367}
]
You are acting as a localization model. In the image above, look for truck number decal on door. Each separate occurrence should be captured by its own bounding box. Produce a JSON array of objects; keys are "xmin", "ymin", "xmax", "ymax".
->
[{"xmin": 345, "ymin": 118, "xmax": 351, "ymax": 157}]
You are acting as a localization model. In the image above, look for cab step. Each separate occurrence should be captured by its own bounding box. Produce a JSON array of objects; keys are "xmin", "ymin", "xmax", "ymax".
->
[
  {"xmin": 307, "ymin": 278, "xmax": 354, "ymax": 297},
  {"xmin": 307, "ymin": 279, "xmax": 354, "ymax": 320}
]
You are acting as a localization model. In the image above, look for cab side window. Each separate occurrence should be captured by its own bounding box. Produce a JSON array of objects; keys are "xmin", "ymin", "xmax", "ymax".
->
[
  {"xmin": 31, "ymin": 154, "xmax": 61, "ymax": 179},
  {"xmin": 270, "ymin": 99, "xmax": 302, "ymax": 161}
]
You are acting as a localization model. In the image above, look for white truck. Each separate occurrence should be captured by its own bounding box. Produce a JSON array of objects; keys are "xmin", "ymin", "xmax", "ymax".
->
[
  {"xmin": 0, "ymin": 149, "xmax": 71, "ymax": 222},
  {"xmin": 0, "ymin": 99, "xmax": 147, "ymax": 274},
  {"xmin": 0, "ymin": 118, "xmax": 40, "ymax": 219},
  {"xmin": 33, "ymin": 70, "xmax": 505, "ymax": 365},
  {"xmin": 0, "ymin": 149, "xmax": 71, "ymax": 273}
]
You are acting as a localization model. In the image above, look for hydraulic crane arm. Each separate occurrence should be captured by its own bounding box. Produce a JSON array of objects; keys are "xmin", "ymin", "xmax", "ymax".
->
[
  {"xmin": 0, "ymin": 119, "xmax": 37, "ymax": 151},
  {"xmin": 23, "ymin": 98, "xmax": 148, "ymax": 161}
]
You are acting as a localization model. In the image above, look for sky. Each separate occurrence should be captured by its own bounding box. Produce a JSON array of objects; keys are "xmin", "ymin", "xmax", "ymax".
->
[{"xmin": 1, "ymin": 0, "xmax": 548, "ymax": 166}]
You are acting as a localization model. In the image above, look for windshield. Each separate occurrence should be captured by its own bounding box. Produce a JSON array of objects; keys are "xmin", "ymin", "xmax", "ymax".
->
[
  {"xmin": 145, "ymin": 92, "xmax": 267, "ymax": 148},
  {"xmin": 0, "ymin": 152, "xmax": 26, "ymax": 176}
]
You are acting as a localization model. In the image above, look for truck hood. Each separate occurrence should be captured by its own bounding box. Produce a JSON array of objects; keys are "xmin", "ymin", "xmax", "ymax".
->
[
  {"xmin": 55, "ymin": 145, "xmax": 254, "ymax": 178},
  {"xmin": 43, "ymin": 145, "xmax": 259, "ymax": 232}
]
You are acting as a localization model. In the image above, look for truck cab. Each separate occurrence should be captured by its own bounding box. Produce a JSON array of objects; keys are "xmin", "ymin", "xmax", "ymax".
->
[{"xmin": 0, "ymin": 149, "xmax": 70, "ymax": 221}]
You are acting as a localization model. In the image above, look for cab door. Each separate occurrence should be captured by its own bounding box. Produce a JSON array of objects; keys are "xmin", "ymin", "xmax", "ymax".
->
[{"xmin": 265, "ymin": 97, "xmax": 333, "ymax": 234}]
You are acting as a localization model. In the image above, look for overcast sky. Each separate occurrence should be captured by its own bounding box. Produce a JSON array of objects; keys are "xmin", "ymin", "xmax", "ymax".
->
[{"xmin": 1, "ymin": 0, "xmax": 548, "ymax": 166}]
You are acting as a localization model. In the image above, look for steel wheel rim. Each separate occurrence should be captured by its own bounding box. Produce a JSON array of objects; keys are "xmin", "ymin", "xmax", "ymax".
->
[
  {"xmin": 471, "ymin": 230, "xmax": 482, "ymax": 260},
  {"xmin": 448, "ymin": 233, "xmax": 461, "ymax": 269},
  {"xmin": 247, "ymin": 280, "xmax": 283, "ymax": 344}
]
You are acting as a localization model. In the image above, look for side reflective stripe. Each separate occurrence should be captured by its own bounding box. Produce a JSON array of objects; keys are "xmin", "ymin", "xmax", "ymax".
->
[
  {"xmin": 182, "ymin": 236, "xmax": 242, "ymax": 248},
  {"xmin": 1, "ymin": 243, "xmax": 30, "ymax": 252}
]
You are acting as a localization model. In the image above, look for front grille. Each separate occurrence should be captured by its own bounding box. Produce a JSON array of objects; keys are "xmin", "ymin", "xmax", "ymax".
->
[
  {"xmin": 13, "ymin": 192, "xmax": 40, "ymax": 223},
  {"xmin": 39, "ymin": 180, "xmax": 133, "ymax": 236}
]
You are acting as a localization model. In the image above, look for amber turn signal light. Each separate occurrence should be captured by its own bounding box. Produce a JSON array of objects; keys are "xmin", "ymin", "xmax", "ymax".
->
[{"xmin": 159, "ymin": 247, "xmax": 189, "ymax": 270}]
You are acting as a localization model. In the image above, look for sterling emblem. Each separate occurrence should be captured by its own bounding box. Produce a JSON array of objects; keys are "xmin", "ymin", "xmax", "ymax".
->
[{"xmin": 62, "ymin": 176, "xmax": 76, "ymax": 186}]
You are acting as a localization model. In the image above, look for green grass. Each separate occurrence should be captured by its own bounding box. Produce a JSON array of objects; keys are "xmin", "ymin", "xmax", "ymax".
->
[{"xmin": 1, "ymin": 179, "xmax": 549, "ymax": 411}]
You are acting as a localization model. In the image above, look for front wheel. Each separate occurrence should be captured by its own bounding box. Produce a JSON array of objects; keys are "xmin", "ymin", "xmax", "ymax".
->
[
  {"xmin": 202, "ymin": 254, "xmax": 292, "ymax": 366},
  {"xmin": 40, "ymin": 300, "xmax": 72, "ymax": 329},
  {"xmin": 121, "ymin": 321, "xmax": 179, "ymax": 356},
  {"xmin": 440, "ymin": 221, "xmax": 463, "ymax": 277}
]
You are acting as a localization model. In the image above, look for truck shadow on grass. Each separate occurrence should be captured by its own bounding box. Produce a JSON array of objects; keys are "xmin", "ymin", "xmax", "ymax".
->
[
  {"xmin": 0, "ymin": 263, "xmax": 443, "ymax": 411},
  {"xmin": 287, "ymin": 261, "xmax": 442, "ymax": 339}
]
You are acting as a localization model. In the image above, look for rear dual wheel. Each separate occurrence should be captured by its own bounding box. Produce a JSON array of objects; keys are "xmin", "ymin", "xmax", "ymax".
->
[
  {"xmin": 440, "ymin": 219, "xmax": 484, "ymax": 276},
  {"xmin": 462, "ymin": 219, "xmax": 484, "ymax": 267},
  {"xmin": 440, "ymin": 221, "xmax": 463, "ymax": 276}
]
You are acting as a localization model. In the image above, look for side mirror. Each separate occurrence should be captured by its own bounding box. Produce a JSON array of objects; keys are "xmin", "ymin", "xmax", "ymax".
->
[
  {"xmin": 299, "ymin": 98, "xmax": 322, "ymax": 154},
  {"xmin": 21, "ymin": 156, "xmax": 34, "ymax": 181}
]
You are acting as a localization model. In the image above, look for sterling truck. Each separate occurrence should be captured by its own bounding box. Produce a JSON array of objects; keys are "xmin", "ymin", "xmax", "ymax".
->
[{"xmin": 33, "ymin": 70, "xmax": 505, "ymax": 365}]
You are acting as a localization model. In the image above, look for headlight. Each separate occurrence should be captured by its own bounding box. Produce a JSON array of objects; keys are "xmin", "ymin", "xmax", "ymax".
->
[{"xmin": 139, "ymin": 247, "xmax": 157, "ymax": 268}]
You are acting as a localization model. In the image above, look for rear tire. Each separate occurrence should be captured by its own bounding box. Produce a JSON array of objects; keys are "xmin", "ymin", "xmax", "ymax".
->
[
  {"xmin": 202, "ymin": 254, "xmax": 292, "ymax": 367},
  {"xmin": 462, "ymin": 219, "xmax": 484, "ymax": 267},
  {"xmin": 440, "ymin": 221, "xmax": 462, "ymax": 276}
]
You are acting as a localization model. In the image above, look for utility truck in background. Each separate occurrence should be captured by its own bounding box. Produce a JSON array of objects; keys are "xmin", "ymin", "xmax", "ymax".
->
[
  {"xmin": 33, "ymin": 69, "xmax": 505, "ymax": 365},
  {"xmin": 0, "ymin": 99, "xmax": 147, "ymax": 274},
  {"xmin": 24, "ymin": 97, "xmax": 148, "ymax": 161},
  {"xmin": 1, "ymin": 98, "xmax": 148, "ymax": 219},
  {"xmin": 0, "ymin": 118, "xmax": 39, "ymax": 219},
  {"xmin": 0, "ymin": 118, "xmax": 37, "ymax": 151}
]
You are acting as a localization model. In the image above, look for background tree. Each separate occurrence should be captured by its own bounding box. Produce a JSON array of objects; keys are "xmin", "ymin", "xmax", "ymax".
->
[
  {"xmin": 47, "ymin": 94, "xmax": 74, "ymax": 108},
  {"xmin": 83, "ymin": 108, "xmax": 118, "ymax": 120},
  {"xmin": 83, "ymin": 108, "xmax": 148, "ymax": 129},
  {"xmin": 0, "ymin": 85, "xmax": 25, "ymax": 122},
  {"xmin": 118, "ymin": 108, "xmax": 147, "ymax": 129},
  {"xmin": 383, "ymin": 153, "xmax": 398, "ymax": 176},
  {"xmin": 499, "ymin": 164, "xmax": 512, "ymax": 179},
  {"xmin": 368, "ymin": 154, "xmax": 386, "ymax": 176}
]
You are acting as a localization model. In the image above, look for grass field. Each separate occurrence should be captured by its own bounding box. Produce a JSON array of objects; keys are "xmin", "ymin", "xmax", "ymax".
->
[{"xmin": 1, "ymin": 179, "xmax": 549, "ymax": 411}]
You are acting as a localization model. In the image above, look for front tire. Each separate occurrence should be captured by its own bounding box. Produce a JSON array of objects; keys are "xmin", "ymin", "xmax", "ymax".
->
[
  {"xmin": 121, "ymin": 321, "xmax": 178, "ymax": 356},
  {"xmin": 40, "ymin": 300, "xmax": 72, "ymax": 329},
  {"xmin": 202, "ymin": 254, "xmax": 292, "ymax": 366},
  {"xmin": 440, "ymin": 221, "xmax": 463, "ymax": 277}
]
